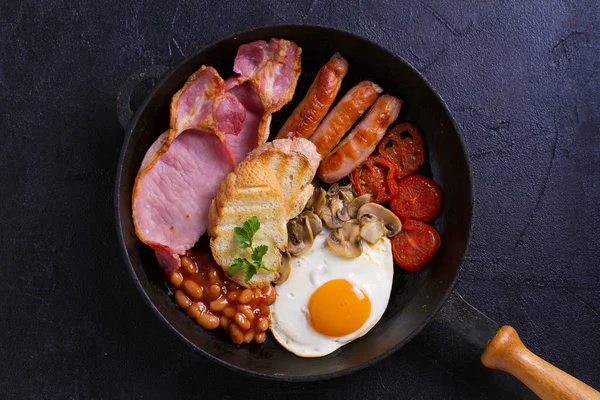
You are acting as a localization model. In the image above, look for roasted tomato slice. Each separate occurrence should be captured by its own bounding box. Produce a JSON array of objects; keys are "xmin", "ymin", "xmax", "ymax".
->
[
  {"xmin": 390, "ymin": 175, "xmax": 442, "ymax": 222},
  {"xmin": 391, "ymin": 219, "xmax": 440, "ymax": 271},
  {"xmin": 350, "ymin": 156, "xmax": 399, "ymax": 203},
  {"xmin": 378, "ymin": 123, "xmax": 425, "ymax": 179}
]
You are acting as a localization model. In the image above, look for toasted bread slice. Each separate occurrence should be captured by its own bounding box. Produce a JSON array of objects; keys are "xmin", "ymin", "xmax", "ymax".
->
[
  {"xmin": 208, "ymin": 159, "xmax": 287, "ymax": 288},
  {"xmin": 246, "ymin": 138, "xmax": 321, "ymax": 219}
]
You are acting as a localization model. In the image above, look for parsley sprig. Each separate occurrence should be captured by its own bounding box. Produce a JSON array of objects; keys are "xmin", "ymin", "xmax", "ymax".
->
[{"xmin": 228, "ymin": 216, "xmax": 272, "ymax": 282}]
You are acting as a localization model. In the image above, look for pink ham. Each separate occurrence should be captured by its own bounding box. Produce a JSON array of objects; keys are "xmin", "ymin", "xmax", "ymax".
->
[
  {"xmin": 233, "ymin": 38, "xmax": 301, "ymax": 112},
  {"xmin": 233, "ymin": 41, "xmax": 269, "ymax": 77},
  {"xmin": 132, "ymin": 39, "xmax": 302, "ymax": 271},
  {"xmin": 169, "ymin": 66, "xmax": 246, "ymax": 140},
  {"xmin": 133, "ymin": 67, "xmax": 242, "ymax": 271},
  {"xmin": 153, "ymin": 244, "xmax": 183, "ymax": 273},
  {"xmin": 225, "ymin": 39, "xmax": 302, "ymax": 162},
  {"xmin": 224, "ymin": 80, "xmax": 271, "ymax": 162},
  {"xmin": 132, "ymin": 130, "xmax": 235, "ymax": 271}
]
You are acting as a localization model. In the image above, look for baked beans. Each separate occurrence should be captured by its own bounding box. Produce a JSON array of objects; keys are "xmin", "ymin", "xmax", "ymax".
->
[
  {"xmin": 186, "ymin": 302, "xmax": 203, "ymax": 319},
  {"xmin": 174, "ymin": 290, "xmax": 192, "ymax": 309},
  {"xmin": 229, "ymin": 323, "xmax": 244, "ymax": 344},
  {"xmin": 170, "ymin": 271, "xmax": 183, "ymax": 288},
  {"xmin": 243, "ymin": 329, "xmax": 255, "ymax": 343},
  {"xmin": 208, "ymin": 284, "xmax": 221, "ymax": 300},
  {"xmin": 220, "ymin": 315, "xmax": 230, "ymax": 330},
  {"xmin": 198, "ymin": 312, "xmax": 220, "ymax": 330},
  {"xmin": 238, "ymin": 289, "xmax": 252, "ymax": 304},
  {"xmin": 255, "ymin": 332, "xmax": 266, "ymax": 343},
  {"xmin": 234, "ymin": 313, "xmax": 251, "ymax": 331},
  {"xmin": 182, "ymin": 280, "xmax": 203, "ymax": 300},
  {"xmin": 167, "ymin": 250, "xmax": 275, "ymax": 344},
  {"xmin": 257, "ymin": 317, "xmax": 269, "ymax": 332},
  {"xmin": 222, "ymin": 306, "xmax": 236, "ymax": 319},
  {"xmin": 181, "ymin": 256, "xmax": 196, "ymax": 274}
]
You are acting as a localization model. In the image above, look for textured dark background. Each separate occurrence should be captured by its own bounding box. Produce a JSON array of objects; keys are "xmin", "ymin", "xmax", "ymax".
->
[{"xmin": 1, "ymin": 0, "xmax": 599, "ymax": 398}]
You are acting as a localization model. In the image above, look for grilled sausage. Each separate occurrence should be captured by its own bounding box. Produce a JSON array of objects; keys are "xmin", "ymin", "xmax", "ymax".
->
[
  {"xmin": 317, "ymin": 95, "xmax": 402, "ymax": 183},
  {"xmin": 276, "ymin": 53, "xmax": 348, "ymax": 140},
  {"xmin": 309, "ymin": 81, "xmax": 382, "ymax": 157}
]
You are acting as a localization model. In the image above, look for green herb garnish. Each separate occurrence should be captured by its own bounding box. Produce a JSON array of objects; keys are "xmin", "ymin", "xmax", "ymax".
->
[{"xmin": 228, "ymin": 216, "xmax": 272, "ymax": 282}]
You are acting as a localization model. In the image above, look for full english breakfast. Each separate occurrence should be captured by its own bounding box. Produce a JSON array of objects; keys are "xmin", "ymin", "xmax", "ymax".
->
[{"xmin": 132, "ymin": 38, "xmax": 443, "ymax": 357}]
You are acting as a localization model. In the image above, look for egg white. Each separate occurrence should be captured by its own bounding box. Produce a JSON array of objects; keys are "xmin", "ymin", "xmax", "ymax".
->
[{"xmin": 269, "ymin": 228, "xmax": 394, "ymax": 357}]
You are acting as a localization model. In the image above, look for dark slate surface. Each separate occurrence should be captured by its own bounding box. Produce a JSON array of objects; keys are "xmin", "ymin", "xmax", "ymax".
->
[{"xmin": 1, "ymin": 0, "xmax": 599, "ymax": 398}]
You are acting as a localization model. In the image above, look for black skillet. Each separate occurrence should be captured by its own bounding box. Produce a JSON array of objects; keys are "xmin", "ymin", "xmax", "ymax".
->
[{"xmin": 114, "ymin": 26, "xmax": 598, "ymax": 397}]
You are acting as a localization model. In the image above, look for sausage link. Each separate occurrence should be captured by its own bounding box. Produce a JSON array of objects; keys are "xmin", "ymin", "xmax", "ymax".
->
[
  {"xmin": 276, "ymin": 53, "xmax": 348, "ymax": 140},
  {"xmin": 317, "ymin": 95, "xmax": 402, "ymax": 183},
  {"xmin": 310, "ymin": 81, "xmax": 382, "ymax": 157}
]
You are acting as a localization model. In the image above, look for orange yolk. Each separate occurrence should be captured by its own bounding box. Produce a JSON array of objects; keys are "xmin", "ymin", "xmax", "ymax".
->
[{"xmin": 308, "ymin": 279, "xmax": 371, "ymax": 337}]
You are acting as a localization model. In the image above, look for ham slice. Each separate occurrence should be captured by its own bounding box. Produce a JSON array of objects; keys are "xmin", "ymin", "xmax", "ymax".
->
[
  {"xmin": 233, "ymin": 39, "xmax": 302, "ymax": 112},
  {"xmin": 224, "ymin": 81, "xmax": 271, "ymax": 163},
  {"xmin": 132, "ymin": 39, "xmax": 301, "ymax": 271},
  {"xmin": 133, "ymin": 66, "xmax": 241, "ymax": 271},
  {"xmin": 169, "ymin": 66, "xmax": 246, "ymax": 142},
  {"xmin": 224, "ymin": 39, "xmax": 301, "ymax": 162},
  {"xmin": 132, "ymin": 130, "xmax": 235, "ymax": 271}
]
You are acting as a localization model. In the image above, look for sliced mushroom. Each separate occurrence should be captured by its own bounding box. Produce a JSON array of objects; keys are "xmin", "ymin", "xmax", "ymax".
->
[
  {"xmin": 307, "ymin": 187, "xmax": 327, "ymax": 217},
  {"xmin": 359, "ymin": 214, "xmax": 388, "ymax": 244},
  {"xmin": 339, "ymin": 184, "xmax": 355, "ymax": 204},
  {"xmin": 337, "ymin": 207, "xmax": 350, "ymax": 222},
  {"xmin": 322, "ymin": 206, "xmax": 344, "ymax": 229},
  {"xmin": 305, "ymin": 185, "xmax": 316, "ymax": 210},
  {"xmin": 287, "ymin": 219, "xmax": 306, "ymax": 254},
  {"xmin": 322, "ymin": 190, "xmax": 352, "ymax": 229},
  {"xmin": 287, "ymin": 217, "xmax": 315, "ymax": 257},
  {"xmin": 326, "ymin": 183, "xmax": 341, "ymax": 196},
  {"xmin": 300, "ymin": 210, "xmax": 322, "ymax": 237},
  {"xmin": 327, "ymin": 183, "xmax": 354, "ymax": 203},
  {"xmin": 331, "ymin": 195, "xmax": 350, "ymax": 222},
  {"xmin": 348, "ymin": 194, "xmax": 372, "ymax": 219},
  {"xmin": 313, "ymin": 184, "xmax": 356, "ymax": 229},
  {"xmin": 357, "ymin": 203, "xmax": 402, "ymax": 242},
  {"xmin": 326, "ymin": 219, "xmax": 362, "ymax": 258},
  {"xmin": 275, "ymin": 252, "xmax": 292, "ymax": 285},
  {"xmin": 321, "ymin": 207, "xmax": 340, "ymax": 229}
]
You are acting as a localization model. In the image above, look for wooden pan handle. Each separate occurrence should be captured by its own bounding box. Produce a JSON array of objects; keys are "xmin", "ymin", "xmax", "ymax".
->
[{"xmin": 481, "ymin": 326, "xmax": 600, "ymax": 399}]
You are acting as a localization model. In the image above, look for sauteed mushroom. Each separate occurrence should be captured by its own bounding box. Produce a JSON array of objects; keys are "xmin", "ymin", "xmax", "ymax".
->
[
  {"xmin": 306, "ymin": 187, "xmax": 327, "ymax": 216},
  {"xmin": 319, "ymin": 183, "xmax": 354, "ymax": 229},
  {"xmin": 327, "ymin": 183, "xmax": 354, "ymax": 203},
  {"xmin": 357, "ymin": 203, "xmax": 402, "ymax": 244},
  {"xmin": 287, "ymin": 211, "xmax": 322, "ymax": 256},
  {"xmin": 358, "ymin": 214, "xmax": 389, "ymax": 244},
  {"xmin": 287, "ymin": 218, "xmax": 313, "ymax": 256},
  {"xmin": 275, "ymin": 251, "xmax": 292, "ymax": 285},
  {"xmin": 326, "ymin": 219, "xmax": 362, "ymax": 258},
  {"xmin": 348, "ymin": 194, "xmax": 372, "ymax": 218},
  {"xmin": 302, "ymin": 210, "xmax": 323, "ymax": 237},
  {"xmin": 322, "ymin": 196, "xmax": 349, "ymax": 228}
]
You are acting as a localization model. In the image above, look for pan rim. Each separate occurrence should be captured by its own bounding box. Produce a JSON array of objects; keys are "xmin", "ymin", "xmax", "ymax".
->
[{"xmin": 114, "ymin": 23, "xmax": 474, "ymax": 382}]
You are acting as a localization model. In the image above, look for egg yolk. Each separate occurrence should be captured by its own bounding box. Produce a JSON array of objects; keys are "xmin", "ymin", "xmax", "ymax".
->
[{"xmin": 308, "ymin": 279, "xmax": 371, "ymax": 337}]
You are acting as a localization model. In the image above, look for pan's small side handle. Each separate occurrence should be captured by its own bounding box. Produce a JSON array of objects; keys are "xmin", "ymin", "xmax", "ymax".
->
[
  {"xmin": 482, "ymin": 326, "xmax": 600, "ymax": 400},
  {"xmin": 116, "ymin": 65, "xmax": 171, "ymax": 130}
]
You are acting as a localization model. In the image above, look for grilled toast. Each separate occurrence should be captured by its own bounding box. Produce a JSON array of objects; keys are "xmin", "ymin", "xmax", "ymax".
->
[
  {"xmin": 208, "ymin": 159, "xmax": 287, "ymax": 288},
  {"xmin": 246, "ymin": 138, "xmax": 321, "ymax": 219}
]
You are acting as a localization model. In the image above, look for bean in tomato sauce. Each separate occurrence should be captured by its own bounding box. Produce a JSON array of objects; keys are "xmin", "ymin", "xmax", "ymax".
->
[{"xmin": 167, "ymin": 250, "xmax": 275, "ymax": 344}]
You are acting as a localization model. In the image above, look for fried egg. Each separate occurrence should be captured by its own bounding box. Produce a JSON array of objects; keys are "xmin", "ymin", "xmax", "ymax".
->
[{"xmin": 269, "ymin": 228, "xmax": 394, "ymax": 357}]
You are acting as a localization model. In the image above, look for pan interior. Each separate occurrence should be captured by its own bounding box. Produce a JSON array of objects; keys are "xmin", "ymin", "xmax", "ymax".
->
[{"xmin": 116, "ymin": 26, "xmax": 472, "ymax": 380}]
